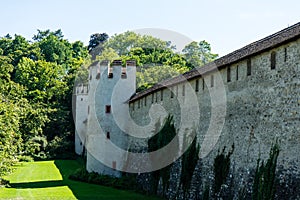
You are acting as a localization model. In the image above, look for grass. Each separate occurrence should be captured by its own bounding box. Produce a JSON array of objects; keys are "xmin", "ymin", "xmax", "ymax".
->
[{"xmin": 0, "ymin": 160, "xmax": 162, "ymax": 200}]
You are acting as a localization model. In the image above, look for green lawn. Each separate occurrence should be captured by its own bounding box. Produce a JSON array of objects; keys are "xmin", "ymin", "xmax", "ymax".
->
[{"xmin": 0, "ymin": 160, "xmax": 162, "ymax": 200}]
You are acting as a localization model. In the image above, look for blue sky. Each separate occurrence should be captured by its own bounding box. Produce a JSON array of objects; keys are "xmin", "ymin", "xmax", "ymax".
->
[{"xmin": 1, "ymin": 0, "xmax": 299, "ymax": 56}]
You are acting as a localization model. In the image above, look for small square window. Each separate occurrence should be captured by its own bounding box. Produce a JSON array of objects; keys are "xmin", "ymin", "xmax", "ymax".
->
[{"xmin": 105, "ymin": 105, "xmax": 111, "ymax": 113}]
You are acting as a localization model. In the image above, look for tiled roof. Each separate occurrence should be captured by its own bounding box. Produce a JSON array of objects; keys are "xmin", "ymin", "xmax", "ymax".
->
[{"xmin": 129, "ymin": 22, "xmax": 300, "ymax": 102}]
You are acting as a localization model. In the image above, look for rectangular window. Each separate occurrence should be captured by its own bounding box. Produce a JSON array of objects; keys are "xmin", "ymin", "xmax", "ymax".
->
[
  {"xmin": 105, "ymin": 105, "xmax": 111, "ymax": 113},
  {"xmin": 195, "ymin": 79, "xmax": 199, "ymax": 92},
  {"xmin": 112, "ymin": 161, "xmax": 116, "ymax": 170},
  {"xmin": 144, "ymin": 97, "xmax": 147, "ymax": 106},
  {"xmin": 211, "ymin": 75, "xmax": 214, "ymax": 87},
  {"xmin": 236, "ymin": 65, "xmax": 239, "ymax": 80},
  {"xmin": 151, "ymin": 93, "xmax": 154, "ymax": 103},
  {"xmin": 284, "ymin": 48, "xmax": 287, "ymax": 62},
  {"xmin": 170, "ymin": 87, "xmax": 174, "ymax": 98},
  {"xmin": 96, "ymin": 73, "xmax": 100, "ymax": 79},
  {"xmin": 247, "ymin": 59, "xmax": 251, "ymax": 76},
  {"xmin": 155, "ymin": 92, "xmax": 158, "ymax": 102},
  {"xmin": 227, "ymin": 66, "xmax": 231, "ymax": 82},
  {"xmin": 121, "ymin": 67, "xmax": 127, "ymax": 79},
  {"xmin": 106, "ymin": 132, "xmax": 110, "ymax": 139},
  {"xmin": 202, "ymin": 78, "xmax": 205, "ymax": 90},
  {"xmin": 161, "ymin": 90, "xmax": 163, "ymax": 101},
  {"xmin": 96, "ymin": 69, "xmax": 100, "ymax": 79},
  {"xmin": 108, "ymin": 66, "xmax": 113, "ymax": 78},
  {"xmin": 132, "ymin": 102, "xmax": 135, "ymax": 111},
  {"xmin": 271, "ymin": 51, "xmax": 276, "ymax": 70},
  {"xmin": 182, "ymin": 84, "xmax": 185, "ymax": 96}
]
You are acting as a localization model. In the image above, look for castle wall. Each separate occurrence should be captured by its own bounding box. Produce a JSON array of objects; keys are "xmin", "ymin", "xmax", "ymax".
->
[{"xmin": 128, "ymin": 38, "xmax": 300, "ymax": 198}]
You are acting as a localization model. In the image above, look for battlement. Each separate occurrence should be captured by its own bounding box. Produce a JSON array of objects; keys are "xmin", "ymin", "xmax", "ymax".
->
[
  {"xmin": 89, "ymin": 60, "xmax": 136, "ymax": 80},
  {"xmin": 75, "ymin": 84, "xmax": 89, "ymax": 95}
]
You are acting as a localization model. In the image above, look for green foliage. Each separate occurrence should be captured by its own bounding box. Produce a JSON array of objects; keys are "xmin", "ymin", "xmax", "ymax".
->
[
  {"xmin": 100, "ymin": 31, "xmax": 217, "ymax": 92},
  {"xmin": 213, "ymin": 144, "xmax": 234, "ymax": 193},
  {"xmin": 0, "ymin": 29, "xmax": 89, "ymax": 176},
  {"xmin": 136, "ymin": 65, "xmax": 182, "ymax": 92},
  {"xmin": 104, "ymin": 31, "xmax": 170, "ymax": 56},
  {"xmin": 69, "ymin": 167, "xmax": 139, "ymax": 191},
  {"xmin": 252, "ymin": 143, "xmax": 280, "ymax": 200},
  {"xmin": 148, "ymin": 115, "xmax": 179, "ymax": 195},
  {"xmin": 180, "ymin": 130, "xmax": 200, "ymax": 197},
  {"xmin": 182, "ymin": 40, "xmax": 218, "ymax": 68}
]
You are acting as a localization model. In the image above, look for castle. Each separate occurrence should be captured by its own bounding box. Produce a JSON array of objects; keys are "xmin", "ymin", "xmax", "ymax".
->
[{"xmin": 74, "ymin": 23, "xmax": 300, "ymax": 198}]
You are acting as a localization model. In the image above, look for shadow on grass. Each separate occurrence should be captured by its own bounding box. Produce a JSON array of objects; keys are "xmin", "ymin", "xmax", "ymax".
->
[
  {"xmin": 10, "ymin": 180, "xmax": 64, "ymax": 188},
  {"xmin": 9, "ymin": 160, "xmax": 161, "ymax": 200}
]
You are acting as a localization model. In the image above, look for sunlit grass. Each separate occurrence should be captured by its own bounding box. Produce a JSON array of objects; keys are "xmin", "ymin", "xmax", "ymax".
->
[{"xmin": 0, "ymin": 160, "xmax": 162, "ymax": 200}]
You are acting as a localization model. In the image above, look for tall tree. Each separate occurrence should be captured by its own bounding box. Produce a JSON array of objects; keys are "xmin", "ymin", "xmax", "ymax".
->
[
  {"xmin": 182, "ymin": 40, "xmax": 218, "ymax": 68},
  {"xmin": 88, "ymin": 33, "xmax": 109, "ymax": 59}
]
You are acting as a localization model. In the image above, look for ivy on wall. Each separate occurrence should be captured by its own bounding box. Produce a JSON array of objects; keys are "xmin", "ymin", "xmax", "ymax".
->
[
  {"xmin": 148, "ymin": 115, "xmax": 178, "ymax": 196},
  {"xmin": 213, "ymin": 144, "xmax": 235, "ymax": 194},
  {"xmin": 252, "ymin": 142, "xmax": 280, "ymax": 200},
  {"xmin": 180, "ymin": 129, "xmax": 200, "ymax": 198}
]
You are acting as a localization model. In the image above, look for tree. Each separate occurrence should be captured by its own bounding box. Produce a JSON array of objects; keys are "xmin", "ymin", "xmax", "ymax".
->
[
  {"xmin": 96, "ymin": 47, "xmax": 119, "ymax": 62},
  {"xmin": 104, "ymin": 31, "xmax": 170, "ymax": 55},
  {"xmin": 88, "ymin": 33, "xmax": 109, "ymax": 52},
  {"xmin": 182, "ymin": 40, "xmax": 218, "ymax": 68}
]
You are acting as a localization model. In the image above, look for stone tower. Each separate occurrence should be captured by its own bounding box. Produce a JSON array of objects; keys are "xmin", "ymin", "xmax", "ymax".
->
[
  {"xmin": 74, "ymin": 84, "xmax": 88, "ymax": 156},
  {"xmin": 83, "ymin": 60, "xmax": 136, "ymax": 177}
]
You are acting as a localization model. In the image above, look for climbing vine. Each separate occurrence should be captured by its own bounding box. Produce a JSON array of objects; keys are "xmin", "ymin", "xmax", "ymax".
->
[
  {"xmin": 180, "ymin": 129, "xmax": 200, "ymax": 198},
  {"xmin": 252, "ymin": 142, "xmax": 280, "ymax": 200},
  {"xmin": 148, "ymin": 115, "xmax": 178, "ymax": 196},
  {"xmin": 213, "ymin": 144, "xmax": 234, "ymax": 193}
]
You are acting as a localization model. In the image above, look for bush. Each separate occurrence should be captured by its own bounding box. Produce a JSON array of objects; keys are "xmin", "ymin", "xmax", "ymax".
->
[{"xmin": 69, "ymin": 168, "xmax": 139, "ymax": 191}]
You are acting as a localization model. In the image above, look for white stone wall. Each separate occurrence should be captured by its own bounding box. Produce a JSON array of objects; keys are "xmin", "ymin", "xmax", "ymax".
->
[
  {"xmin": 85, "ymin": 61, "xmax": 136, "ymax": 177},
  {"xmin": 74, "ymin": 85, "xmax": 88, "ymax": 155}
]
